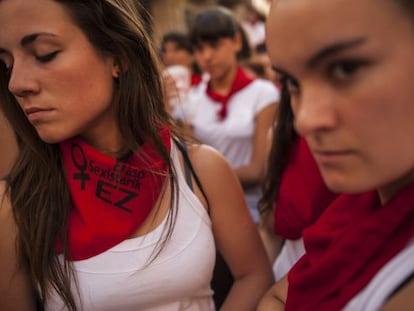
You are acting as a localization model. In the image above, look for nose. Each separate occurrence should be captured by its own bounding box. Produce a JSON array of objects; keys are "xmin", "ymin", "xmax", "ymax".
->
[
  {"xmin": 197, "ymin": 46, "xmax": 214, "ymax": 63},
  {"xmin": 292, "ymin": 84, "xmax": 339, "ymax": 136},
  {"xmin": 8, "ymin": 62, "xmax": 40, "ymax": 98}
]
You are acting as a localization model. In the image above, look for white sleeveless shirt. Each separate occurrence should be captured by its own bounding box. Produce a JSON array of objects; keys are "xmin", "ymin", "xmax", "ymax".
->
[
  {"xmin": 344, "ymin": 238, "xmax": 414, "ymax": 311},
  {"xmin": 45, "ymin": 143, "xmax": 216, "ymax": 311}
]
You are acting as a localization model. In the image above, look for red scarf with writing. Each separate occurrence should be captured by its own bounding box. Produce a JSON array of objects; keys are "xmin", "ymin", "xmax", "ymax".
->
[
  {"xmin": 274, "ymin": 137, "xmax": 338, "ymax": 239},
  {"xmin": 206, "ymin": 67, "xmax": 253, "ymax": 120},
  {"xmin": 57, "ymin": 128, "xmax": 171, "ymax": 260},
  {"xmin": 286, "ymin": 180, "xmax": 414, "ymax": 310}
]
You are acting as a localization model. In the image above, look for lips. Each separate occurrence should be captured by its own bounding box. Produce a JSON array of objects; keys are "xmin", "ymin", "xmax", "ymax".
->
[
  {"xmin": 24, "ymin": 107, "xmax": 54, "ymax": 122},
  {"xmin": 312, "ymin": 149, "xmax": 354, "ymax": 164},
  {"xmin": 25, "ymin": 107, "xmax": 45, "ymax": 115}
]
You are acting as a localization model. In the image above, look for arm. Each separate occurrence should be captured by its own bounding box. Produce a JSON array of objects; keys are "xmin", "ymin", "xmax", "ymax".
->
[
  {"xmin": 0, "ymin": 112, "xmax": 18, "ymax": 177},
  {"xmin": 188, "ymin": 145, "xmax": 274, "ymax": 311},
  {"xmin": 235, "ymin": 103, "xmax": 278, "ymax": 186},
  {"xmin": 257, "ymin": 276, "xmax": 288, "ymax": 311},
  {"xmin": 0, "ymin": 182, "xmax": 36, "ymax": 311},
  {"xmin": 258, "ymin": 218, "xmax": 284, "ymax": 264}
]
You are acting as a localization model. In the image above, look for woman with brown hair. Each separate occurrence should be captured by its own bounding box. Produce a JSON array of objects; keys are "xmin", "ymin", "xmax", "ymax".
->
[
  {"xmin": 0, "ymin": 1, "xmax": 272, "ymax": 310},
  {"xmin": 259, "ymin": 0, "xmax": 414, "ymax": 309}
]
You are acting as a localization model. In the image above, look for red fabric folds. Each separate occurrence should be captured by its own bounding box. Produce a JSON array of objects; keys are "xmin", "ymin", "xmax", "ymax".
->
[
  {"xmin": 206, "ymin": 67, "xmax": 253, "ymax": 120},
  {"xmin": 286, "ymin": 181, "xmax": 414, "ymax": 310},
  {"xmin": 274, "ymin": 137, "xmax": 337, "ymax": 239},
  {"xmin": 57, "ymin": 128, "xmax": 171, "ymax": 260}
]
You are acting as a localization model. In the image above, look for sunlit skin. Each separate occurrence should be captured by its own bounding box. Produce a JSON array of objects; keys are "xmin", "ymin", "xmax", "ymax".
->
[
  {"xmin": 0, "ymin": 0, "xmax": 120, "ymax": 154},
  {"xmin": 194, "ymin": 36, "xmax": 241, "ymax": 93},
  {"xmin": 266, "ymin": 0, "xmax": 414, "ymax": 204}
]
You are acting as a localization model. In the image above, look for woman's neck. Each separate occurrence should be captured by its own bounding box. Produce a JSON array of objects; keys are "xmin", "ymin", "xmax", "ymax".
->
[
  {"xmin": 210, "ymin": 65, "xmax": 238, "ymax": 95},
  {"xmin": 378, "ymin": 168, "xmax": 414, "ymax": 204}
]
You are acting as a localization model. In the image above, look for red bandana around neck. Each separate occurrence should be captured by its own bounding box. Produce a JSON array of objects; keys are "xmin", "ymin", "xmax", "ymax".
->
[
  {"xmin": 206, "ymin": 67, "xmax": 253, "ymax": 120},
  {"xmin": 286, "ymin": 180, "xmax": 414, "ymax": 311},
  {"xmin": 57, "ymin": 127, "xmax": 171, "ymax": 260},
  {"xmin": 274, "ymin": 137, "xmax": 338, "ymax": 239}
]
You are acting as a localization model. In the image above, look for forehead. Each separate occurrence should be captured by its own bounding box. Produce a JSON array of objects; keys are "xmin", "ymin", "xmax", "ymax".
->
[
  {"xmin": 0, "ymin": 0, "xmax": 72, "ymax": 44},
  {"xmin": 266, "ymin": 0, "xmax": 409, "ymax": 67}
]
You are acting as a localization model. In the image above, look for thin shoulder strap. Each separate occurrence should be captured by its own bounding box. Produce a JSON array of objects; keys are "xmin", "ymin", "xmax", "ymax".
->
[
  {"xmin": 172, "ymin": 138, "xmax": 210, "ymax": 209},
  {"xmin": 387, "ymin": 270, "xmax": 414, "ymax": 301}
]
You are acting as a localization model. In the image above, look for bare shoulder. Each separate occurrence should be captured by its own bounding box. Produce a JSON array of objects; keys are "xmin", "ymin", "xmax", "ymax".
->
[
  {"xmin": 186, "ymin": 143, "xmax": 233, "ymax": 175},
  {"xmin": 185, "ymin": 143, "xmax": 240, "ymax": 193},
  {"xmin": 381, "ymin": 277, "xmax": 414, "ymax": 310},
  {"xmin": 185, "ymin": 143, "xmax": 246, "ymax": 214}
]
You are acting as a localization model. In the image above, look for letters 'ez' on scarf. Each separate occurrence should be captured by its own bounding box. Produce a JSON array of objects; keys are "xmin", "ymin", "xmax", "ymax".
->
[
  {"xmin": 206, "ymin": 67, "xmax": 253, "ymax": 120},
  {"xmin": 286, "ymin": 180, "xmax": 414, "ymax": 311},
  {"xmin": 57, "ymin": 127, "xmax": 171, "ymax": 260},
  {"xmin": 274, "ymin": 137, "xmax": 338, "ymax": 239}
]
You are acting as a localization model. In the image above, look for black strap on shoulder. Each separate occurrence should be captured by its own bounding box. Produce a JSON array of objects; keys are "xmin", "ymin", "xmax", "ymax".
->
[
  {"xmin": 386, "ymin": 269, "xmax": 414, "ymax": 301},
  {"xmin": 172, "ymin": 138, "xmax": 209, "ymax": 208}
]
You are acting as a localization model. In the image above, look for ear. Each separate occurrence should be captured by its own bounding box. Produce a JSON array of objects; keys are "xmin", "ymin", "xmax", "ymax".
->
[{"xmin": 112, "ymin": 61, "xmax": 120, "ymax": 79}]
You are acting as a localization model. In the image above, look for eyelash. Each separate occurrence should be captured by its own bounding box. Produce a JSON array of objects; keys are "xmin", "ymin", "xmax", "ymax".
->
[
  {"xmin": 278, "ymin": 59, "xmax": 368, "ymax": 94},
  {"xmin": 0, "ymin": 51, "xmax": 60, "ymax": 78},
  {"xmin": 327, "ymin": 59, "xmax": 367, "ymax": 81},
  {"xmin": 36, "ymin": 50, "xmax": 59, "ymax": 63}
]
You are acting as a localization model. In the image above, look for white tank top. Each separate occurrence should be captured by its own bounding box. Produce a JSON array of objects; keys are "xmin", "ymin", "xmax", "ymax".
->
[
  {"xmin": 344, "ymin": 238, "xmax": 414, "ymax": 311},
  {"xmin": 272, "ymin": 238, "xmax": 305, "ymax": 282},
  {"xmin": 45, "ymin": 143, "xmax": 216, "ymax": 311}
]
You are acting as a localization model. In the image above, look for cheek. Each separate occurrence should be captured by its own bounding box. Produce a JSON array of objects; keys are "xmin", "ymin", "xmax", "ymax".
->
[{"xmin": 58, "ymin": 56, "xmax": 114, "ymax": 102}]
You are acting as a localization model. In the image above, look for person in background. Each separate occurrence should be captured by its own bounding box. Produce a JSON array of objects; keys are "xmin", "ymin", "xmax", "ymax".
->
[
  {"xmin": 183, "ymin": 6, "xmax": 280, "ymax": 224},
  {"xmin": 0, "ymin": 110, "xmax": 18, "ymax": 177},
  {"xmin": 160, "ymin": 31, "xmax": 202, "ymax": 87},
  {"xmin": 0, "ymin": 0, "xmax": 273, "ymax": 310},
  {"xmin": 258, "ymin": 87, "xmax": 337, "ymax": 281},
  {"xmin": 259, "ymin": 0, "xmax": 414, "ymax": 309},
  {"xmin": 241, "ymin": 3, "xmax": 266, "ymax": 51},
  {"xmin": 159, "ymin": 31, "xmax": 202, "ymax": 130}
]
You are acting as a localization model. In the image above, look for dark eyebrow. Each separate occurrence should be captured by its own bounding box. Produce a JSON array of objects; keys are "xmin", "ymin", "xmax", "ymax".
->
[
  {"xmin": 307, "ymin": 37, "xmax": 367, "ymax": 68},
  {"xmin": 0, "ymin": 33, "xmax": 58, "ymax": 54},
  {"xmin": 270, "ymin": 37, "xmax": 368, "ymax": 78},
  {"xmin": 21, "ymin": 33, "xmax": 40, "ymax": 46},
  {"xmin": 21, "ymin": 32, "xmax": 58, "ymax": 47}
]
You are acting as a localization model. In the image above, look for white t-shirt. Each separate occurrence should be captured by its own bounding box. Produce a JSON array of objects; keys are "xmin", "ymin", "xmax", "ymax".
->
[
  {"xmin": 178, "ymin": 78, "xmax": 279, "ymax": 222},
  {"xmin": 241, "ymin": 21, "xmax": 266, "ymax": 49},
  {"xmin": 45, "ymin": 143, "xmax": 216, "ymax": 311}
]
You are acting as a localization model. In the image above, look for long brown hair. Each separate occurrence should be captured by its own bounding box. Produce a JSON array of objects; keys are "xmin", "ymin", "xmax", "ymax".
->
[
  {"xmin": 258, "ymin": 84, "xmax": 296, "ymax": 223},
  {"xmin": 0, "ymin": 0, "xmax": 179, "ymax": 309}
]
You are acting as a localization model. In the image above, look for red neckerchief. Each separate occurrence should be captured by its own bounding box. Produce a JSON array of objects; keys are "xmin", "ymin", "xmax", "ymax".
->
[
  {"xmin": 191, "ymin": 74, "xmax": 202, "ymax": 87},
  {"xmin": 206, "ymin": 67, "xmax": 253, "ymax": 120},
  {"xmin": 286, "ymin": 180, "xmax": 414, "ymax": 310},
  {"xmin": 57, "ymin": 127, "xmax": 171, "ymax": 260},
  {"xmin": 274, "ymin": 137, "xmax": 338, "ymax": 239}
]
